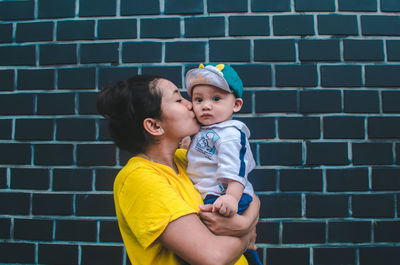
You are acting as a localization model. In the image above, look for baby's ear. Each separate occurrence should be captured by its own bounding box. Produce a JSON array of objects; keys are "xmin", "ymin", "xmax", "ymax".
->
[{"xmin": 233, "ymin": 98, "xmax": 243, "ymax": 113}]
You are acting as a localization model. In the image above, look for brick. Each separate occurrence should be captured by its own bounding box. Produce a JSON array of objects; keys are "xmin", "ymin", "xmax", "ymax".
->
[
  {"xmin": 79, "ymin": 0, "xmax": 115, "ymax": 17},
  {"xmin": 10, "ymin": 168, "xmax": 50, "ymax": 190},
  {"xmin": 267, "ymin": 248, "xmax": 309, "ymax": 265},
  {"xmin": 307, "ymin": 142, "xmax": 349, "ymax": 165},
  {"xmin": 32, "ymin": 193, "xmax": 73, "ymax": 216},
  {"xmin": 98, "ymin": 19, "xmax": 137, "ymax": 40},
  {"xmin": 165, "ymin": 0, "xmax": 203, "ymax": 14},
  {"xmin": 283, "ymin": 222, "xmax": 325, "ymax": 243},
  {"xmin": 165, "ymin": 42, "xmax": 205, "ymax": 62},
  {"xmin": 56, "ymin": 220, "xmax": 97, "ymax": 242},
  {"xmin": 82, "ymin": 245, "xmax": 123, "ymax": 265},
  {"xmin": 295, "ymin": 0, "xmax": 334, "ymax": 11},
  {"xmin": 361, "ymin": 15, "xmax": 400, "ymax": 36},
  {"xmin": 248, "ymin": 169, "xmax": 276, "ymax": 192},
  {"xmin": 0, "ymin": 169, "xmax": 6, "ymax": 189},
  {"xmin": 0, "ymin": 243, "xmax": 35, "ymax": 264},
  {"xmin": 276, "ymin": 65, "xmax": 317, "ymax": 87},
  {"xmin": 184, "ymin": 17, "xmax": 225, "ymax": 38},
  {"xmin": 123, "ymin": 42, "xmax": 162, "ymax": 63},
  {"xmin": 234, "ymin": 64, "xmax": 272, "ymax": 87},
  {"xmin": 229, "ymin": 16, "xmax": 269, "ymax": 36},
  {"xmin": 273, "ymin": 15, "xmax": 314, "ymax": 36},
  {"xmin": 0, "ymin": 94, "xmax": 34, "ymax": 115},
  {"xmin": 121, "ymin": 0, "xmax": 159, "ymax": 15},
  {"xmin": 99, "ymin": 119, "xmax": 112, "ymax": 141},
  {"xmin": 318, "ymin": 15, "xmax": 358, "ymax": 35},
  {"xmin": 0, "ymin": 23, "xmax": 12, "ymax": 43},
  {"xmin": 324, "ymin": 116, "xmax": 365, "ymax": 139},
  {"xmin": 300, "ymin": 90, "xmax": 341, "ymax": 113},
  {"xmin": 280, "ymin": 169, "xmax": 323, "ymax": 192},
  {"xmin": 254, "ymin": 39, "xmax": 296, "ymax": 62},
  {"xmin": 383, "ymin": 91, "xmax": 400, "ymax": 112},
  {"xmin": 58, "ymin": 68, "xmax": 96, "ymax": 89},
  {"xmin": 352, "ymin": 194, "xmax": 394, "ymax": 218},
  {"xmin": 328, "ymin": 221, "xmax": 371, "ymax": 243},
  {"xmin": 34, "ymin": 144, "xmax": 74, "ymax": 166},
  {"xmin": 118, "ymin": 149, "xmax": 133, "ymax": 165},
  {"xmin": 76, "ymin": 194, "xmax": 115, "ymax": 216},
  {"xmin": 256, "ymin": 222, "xmax": 279, "ymax": 243},
  {"xmin": 279, "ymin": 117, "xmax": 320, "ymax": 139},
  {"xmin": 95, "ymin": 168, "xmax": 119, "ymax": 191},
  {"xmin": 259, "ymin": 194, "xmax": 302, "ymax": 218},
  {"xmin": 386, "ymin": 40, "xmax": 400, "ymax": 62},
  {"xmin": 38, "ymin": 244, "xmax": 78, "ymax": 265},
  {"xmin": 397, "ymin": 145, "xmax": 400, "ymax": 165},
  {"xmin": 321, "ymin": 65, "xmax": 362, "ymax": 87},
  {"xmin": 209, "ymin": 40, "xmax": 250, "ymax": 62},
  {"xmin": 327, "ymin": 168, "xmax": 369, "ymax": 192},
  {"xmin": 366, "ymin": 65, "xmax": 400, "ymax": 87},
  {"xmin": 299, "ymin": 39, "xmax": 340, "ymax": 62},
  {"xmin": 381, "ymin": 0, "xmax": 400, "ymax": 11},
  {"xmin": 56, "ymin": 118, "xmax": 96, "ymax": 141},
  {"xmin": 0, "ymin": 70, "xmax": 14, "ymax": 91},
  {"xmin": 14, "ymin": 218, "xmax": 53, "ymax": 241},
  {"xmin": 0, "ymin": 192, "xmax": 30, "ymax": 215},
  {"xmin": 78, "ymin": 92, "xmax": 97, "ymax": 115},
  {"xmin": 99, "ymin": 67, "xmax": 139, "ymax": 88},
  {"xmin": 0, "ymin": 143, "xmax": 31, "ymax": 165},
  {"xmin": 53, "ymin": 169, "xmax": 93, "ymax": 191},
  {"xmin": 77, "ymin": 144, "xmax": 116, "ymax": 166},
  {"xmin": 344, "ymin": 40, "xmax": 384, "ymax": 61},
  {"xmin": 81, "ymin": 43, "xmax": 119, "ymax": 64},
  {"xmin": 17, "ymin": 69, "xmax": 55, "ymax": 90},
  {"xmin": 260, "ymin": 143, "xmax": 303, "ymax": 166},
  {"xmin": 359, "ymin": 247, "xmax": 400, "ymax": 265},
  {"xmin": 368, "ymin": 117, "xmax": 400, "ymax": 139},
  {"xmin": 372, "ymin": 168, "xmax": 400, "ymax": 191},
  {"xmin": 37, "ymin": 93, "xmax": 75, "ymax": 115},
  {"xmin": 207, "ymin": 0, "xmax": 247, "ymax": 13},
  {"xmin": 40, "ymin": 44, "xmax": 77, "ymax": 65},
  {"xmin": 100, "ymin": 220, "xmax": 123, "ymax": 242},
  {"xmin": 251, "ymin": 0, "xmax": 291, "ymax": 12},
  {"xmin": 16, "ymin": 22, "xmax": 53, "ymax": 43},
  {"xmin": 57, "ymin": 20, "xmax": 95, "ymax": 41},
  {"xmin": 344, "ymin": 91, "xmax": 379, "ymax": 113},
  {"xmin": 313, "ymin": 248, "xmax": 356, "ymax": 265},
  {"xmin": 374, "ymin": 221, "xmax": 400, "ymax": 242},
  {"xmin": 142, "ymin": 66, "xmax": 182, "ymax": 88},
  {"xmin": 352, "ymin": 143, "xmax": 393, "ymax": 165},
  {"xmin": 38, "ymin": 0, "xmax": 75, "ymax": 18},
  {"xmin": 306, "ymin": 195, "xmax": 348, "ymax": 218},
  {"xmin": 238, "ymin": 92, "xmax": 252, "ymax": 113},
  {"xmin": 0, "ymin": 119, "xmax": 12, "ymax": 139},
  {"xmin": 0, "ymin": 0, "xmax": 34, "ymax": 20},
  {"xmin": 237, "ymin": 117, "xmax": 275, "ymax": 139},
  {"xmin": 338, "ymin": 0, "xmax": 377, "ymax": 11},
  {"xmin": 0, "ymin": 218, "xmax": 11, "ymax": 239},
  {"xmin": 0, "ymin": 45, "xmax": 36, "ymax": 66},
  {"xmin": 141, "ymin": 18, "xmax": 180, "ymax": 39}
]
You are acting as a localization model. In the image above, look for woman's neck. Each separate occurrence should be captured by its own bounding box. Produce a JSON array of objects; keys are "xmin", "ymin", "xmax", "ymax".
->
[{"xmin": 141, "ymin": 141, "xmax": 179, "ymax": 173}]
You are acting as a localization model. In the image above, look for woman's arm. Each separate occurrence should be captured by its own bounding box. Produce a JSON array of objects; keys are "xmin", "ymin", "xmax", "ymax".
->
[
  {"xmin": 159, "ymin": 213, "xmax": 250, "ymax": 265},
  {"xmin": 198, "ymin": 195, "xmax": 260, "ymax": 237}
]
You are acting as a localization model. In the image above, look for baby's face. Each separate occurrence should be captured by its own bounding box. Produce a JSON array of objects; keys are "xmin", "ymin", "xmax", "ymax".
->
[{"xmin": 191, "ymin": 85, "xmax": 242, "ymax": 126}]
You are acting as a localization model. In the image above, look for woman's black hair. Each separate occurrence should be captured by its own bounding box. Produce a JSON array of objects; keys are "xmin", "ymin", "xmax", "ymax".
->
[{"xmin": 96, "ymin": 75, "xmax": 163, "ymax": 154}]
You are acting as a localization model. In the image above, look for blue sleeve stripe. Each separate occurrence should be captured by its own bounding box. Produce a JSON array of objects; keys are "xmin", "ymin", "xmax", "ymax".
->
[{"xmin": 239, "ymin": 130, "xmax": 247, "ymax": 178}]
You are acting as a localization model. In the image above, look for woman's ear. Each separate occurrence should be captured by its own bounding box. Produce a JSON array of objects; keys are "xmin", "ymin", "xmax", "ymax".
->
[
  {"xmin": 233, "ymin": 98, "xmax": 243, "ymax": 113},
  {"xmin": 143, "ymin": 118, "xmax": 164, "ymax": 136}
]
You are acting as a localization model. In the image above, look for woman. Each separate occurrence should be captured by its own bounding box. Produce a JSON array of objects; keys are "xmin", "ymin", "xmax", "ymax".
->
[{"xmin": 96, "ymin": 75, "xmax": 260, "ymax": 265}]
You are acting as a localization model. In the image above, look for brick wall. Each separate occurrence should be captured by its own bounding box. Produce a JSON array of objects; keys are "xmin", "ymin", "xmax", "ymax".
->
[{"xmin": 1, "ymin": 0, "xmax": 400, "ymax": 264}]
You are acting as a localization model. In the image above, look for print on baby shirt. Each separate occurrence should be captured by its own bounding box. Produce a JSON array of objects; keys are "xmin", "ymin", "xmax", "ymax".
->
[{"xmin": 194, "ymin": 129, "xmax": 220, "ymax": 159}]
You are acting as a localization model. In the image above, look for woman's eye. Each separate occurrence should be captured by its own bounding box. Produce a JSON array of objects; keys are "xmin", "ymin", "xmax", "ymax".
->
[{"xmin": 176, "ymin": 99, "xmax": 182, "ymax": 103}]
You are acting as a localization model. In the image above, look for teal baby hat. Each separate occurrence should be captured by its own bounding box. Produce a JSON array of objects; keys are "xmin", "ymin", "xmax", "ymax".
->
[{"xmin": 185, "ymin": 63, "xmax": 244, "ymax": 98}]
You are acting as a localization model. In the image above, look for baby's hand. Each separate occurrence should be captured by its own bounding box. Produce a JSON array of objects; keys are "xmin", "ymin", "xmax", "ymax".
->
[{"xmin": 212, "ymin": 194, "xmax": 239, "ymax": 217}]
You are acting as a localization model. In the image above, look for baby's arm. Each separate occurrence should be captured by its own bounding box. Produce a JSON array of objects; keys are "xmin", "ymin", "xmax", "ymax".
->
[{"xmin": 212, "ymin": 180, "xmax": 244, "ymax": 217}]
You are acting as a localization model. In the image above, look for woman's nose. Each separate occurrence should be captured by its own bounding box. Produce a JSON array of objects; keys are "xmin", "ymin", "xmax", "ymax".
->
[{"xmin": 184, "ymin": 98, "xmax": 193, "ymax": 109}]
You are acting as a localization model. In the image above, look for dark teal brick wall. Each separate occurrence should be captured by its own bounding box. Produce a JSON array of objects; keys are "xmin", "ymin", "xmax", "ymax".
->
[{"xmin": 1, "ymin": 1, "xmax": 400, "ymax": 264}]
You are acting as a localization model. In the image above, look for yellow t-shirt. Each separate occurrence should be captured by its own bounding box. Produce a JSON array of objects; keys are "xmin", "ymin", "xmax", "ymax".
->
[{"xmin": 114, "ymin": 149, "xmax": 248, "ymax": 265}]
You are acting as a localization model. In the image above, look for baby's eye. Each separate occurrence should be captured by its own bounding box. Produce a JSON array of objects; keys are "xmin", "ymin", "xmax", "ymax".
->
[
  {"xmin": 195, "ymin": 98, "xmax": 203, "ymax": 103},
  {"xmin": 213, "ymin": 96, "xmax": 221, "ymax": 101}
]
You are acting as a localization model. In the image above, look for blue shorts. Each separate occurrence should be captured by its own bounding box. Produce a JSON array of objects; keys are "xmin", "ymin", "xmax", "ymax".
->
[{"xmin": 203, "ymin": 193, "xmax": 253, "ymax": 215}]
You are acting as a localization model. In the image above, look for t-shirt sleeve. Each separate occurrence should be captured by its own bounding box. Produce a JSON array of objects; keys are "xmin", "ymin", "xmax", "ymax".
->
[{"xmin": 117, "ymin": 167, "xmax": 197, "ymax": 249}]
